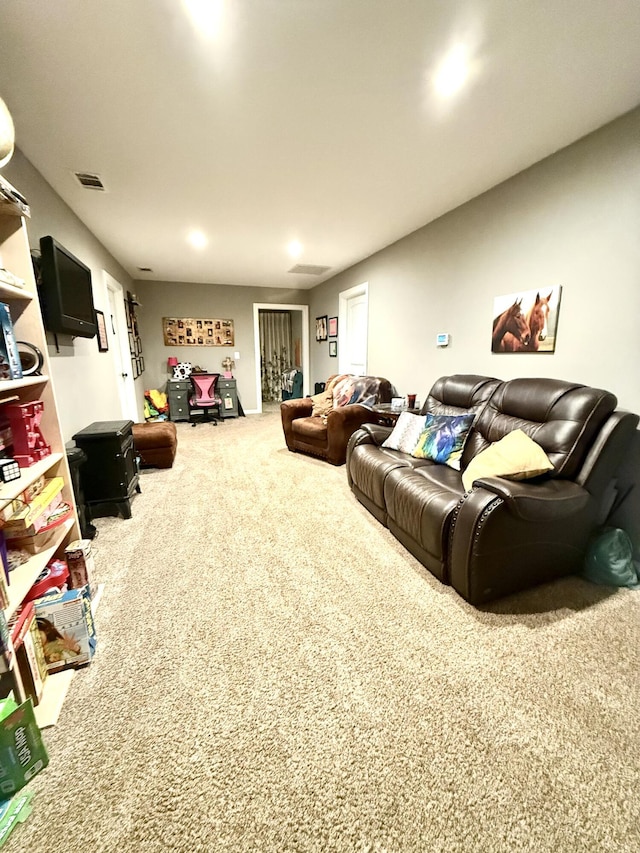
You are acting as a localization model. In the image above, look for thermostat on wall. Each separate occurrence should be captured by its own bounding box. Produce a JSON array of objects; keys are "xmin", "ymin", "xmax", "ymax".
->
[{"xmin": 436, "ymin": 333, "xmax": 450, "ymax": 347}]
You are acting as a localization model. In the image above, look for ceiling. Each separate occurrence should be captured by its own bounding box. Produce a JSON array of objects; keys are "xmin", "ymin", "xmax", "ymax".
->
[{"xmin": 1, "ymin": 1, "xmax": 639, "ymax": 290}]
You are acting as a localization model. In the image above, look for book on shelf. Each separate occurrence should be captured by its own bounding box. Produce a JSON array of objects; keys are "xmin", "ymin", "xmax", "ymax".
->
[{"xmin": 0, "ymin": 303, "xmax": 22, "ymax": 381}]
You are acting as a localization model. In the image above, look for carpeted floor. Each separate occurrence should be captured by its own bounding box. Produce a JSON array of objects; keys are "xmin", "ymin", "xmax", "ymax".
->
[{"xmin": 6, "ymin": 408, "xmax": 640, "ymax": 852}]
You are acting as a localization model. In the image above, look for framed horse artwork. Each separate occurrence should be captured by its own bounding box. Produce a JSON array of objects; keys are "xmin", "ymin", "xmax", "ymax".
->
[{"xmin": 491, "ymin": 286, "xmax": 562, "ymax": 353}]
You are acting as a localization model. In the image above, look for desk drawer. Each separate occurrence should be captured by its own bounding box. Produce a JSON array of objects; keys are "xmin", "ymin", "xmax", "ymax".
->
[{"xmin": 218, "ymin": 379, "xmax": 238, "ymax": 418}]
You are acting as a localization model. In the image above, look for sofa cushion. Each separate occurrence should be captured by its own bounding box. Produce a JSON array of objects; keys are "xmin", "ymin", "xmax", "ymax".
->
[
  {"xmin": 310, "ymin": 389, "xmax": 333, "ymax": 417},
  {"xmin": 412, "ymin": 412, "xmax": 476, "ymax": 470},
  {"xmin": 469, "ymin": 378, "xmax": 617, "ymax": 479},
  {"xmin": 384, "ymin": 463, "xmax": 464, "ymax": 571},
  {"xmin": 381, "ymin": 412, "xmax": 427, "ymax": 453},
  {"xmin": 461, "ymin": 429, "xmax": 554, "ymax": 492},
  {"xmin": 292, "ymin": 417, "xmax": 328, "ymax": 441}
]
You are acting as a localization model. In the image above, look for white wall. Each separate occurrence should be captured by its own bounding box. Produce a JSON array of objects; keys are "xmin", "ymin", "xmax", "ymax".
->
[
  {"xmin": 2, "ymin": 149, "xmax": 141, "ymax": 440},
  {"xmin": 309, "ymin": 107, "xmax": 640, "ymax": 413}
]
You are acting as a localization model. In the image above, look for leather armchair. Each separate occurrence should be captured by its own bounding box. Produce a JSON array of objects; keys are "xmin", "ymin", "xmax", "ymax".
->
[{"xmin": 281, "ymin": 374, "xmax": 395, "ymax": 465}]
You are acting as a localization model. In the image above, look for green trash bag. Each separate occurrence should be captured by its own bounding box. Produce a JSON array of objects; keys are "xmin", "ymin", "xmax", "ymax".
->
[{"xmin": 582, "ymin": 527, "xmax": 640, "ymax": 589}]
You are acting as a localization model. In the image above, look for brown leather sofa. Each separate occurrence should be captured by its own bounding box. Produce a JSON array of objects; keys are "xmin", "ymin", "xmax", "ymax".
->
[
  {"xmin": 347, "ymin": 374, "xmax": 638, "ymax": 604},
  {"xmin": 281, "ymin": 374, "xmax": 395, "ymax": 465}
]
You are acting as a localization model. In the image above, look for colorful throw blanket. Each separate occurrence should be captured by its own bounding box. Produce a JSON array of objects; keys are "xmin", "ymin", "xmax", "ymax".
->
[{"xmin": 329, "ymin": 374, "xmax": 392, "ymax": 409}]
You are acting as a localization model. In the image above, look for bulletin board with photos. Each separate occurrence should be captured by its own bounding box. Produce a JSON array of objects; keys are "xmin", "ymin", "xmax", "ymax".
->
[{"xmin": 163, "ymin": 317, "xmax": 235, "ymax": 347}]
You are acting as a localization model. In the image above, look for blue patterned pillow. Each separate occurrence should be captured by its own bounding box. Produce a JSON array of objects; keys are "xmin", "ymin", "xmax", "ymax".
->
[{"xmin": 411, "ymin": 412, "xmax": 476, "ymax": 470}]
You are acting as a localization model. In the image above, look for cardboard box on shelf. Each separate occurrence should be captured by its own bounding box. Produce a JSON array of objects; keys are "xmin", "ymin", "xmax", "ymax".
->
[
  {"xmin": 0, "ymin": 697, "xmax": 49, "ymax": 797},
  {"xmin": 34, "ymin": 585, "xmax": 96, "ymax": 673},
  {"xmin": 65, "ymin": 539, "xmax": 95, "ymax": 595},
  {"xmin": 9, "ymin": 602, "xmax": 47, "ymax": 706},
  {"xmin": 4, "ymin": 527, "xmax": 58, "ymax": 556},
  {"xmin": 0, "ymin": 788, "xmax": 34, "ymax": 848},
  {"xmin": 2, "ymin": 477, "xmax": 64, "ymax": 537}
]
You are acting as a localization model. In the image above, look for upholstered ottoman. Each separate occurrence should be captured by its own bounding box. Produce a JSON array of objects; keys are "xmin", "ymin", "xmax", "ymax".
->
[{"xmin": 132, "ymin": 421, "xmax": 178, "ymax": 469}]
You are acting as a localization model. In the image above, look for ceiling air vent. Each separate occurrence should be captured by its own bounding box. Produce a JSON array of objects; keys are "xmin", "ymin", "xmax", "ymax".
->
[
  {"xmin": 73, "ymin": 171, "xmax": 106, "ymax": 191},
  {"xmin": 288, "ymin": 264, "xmax": 331, "ymax": 276},
  {"xmin": 137, "ymin": 267, "xmax": 153, "ymax": 273}
]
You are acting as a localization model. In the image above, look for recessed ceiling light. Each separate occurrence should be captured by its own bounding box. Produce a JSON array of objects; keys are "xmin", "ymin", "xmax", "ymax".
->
[
  {"xmin": 287, "ymin": 240, "xmax": 303, "ymax": 258},
  {"xmin": 433, "ymin": 45, "xmax": 470, "ymax": 98},
  {"xmin": 188, "ymin": 230, "xmax": 208, "ymax": 250},
  {"xmin": 182, "ymin": 0, "xmax": 224, "ymax": 38}
]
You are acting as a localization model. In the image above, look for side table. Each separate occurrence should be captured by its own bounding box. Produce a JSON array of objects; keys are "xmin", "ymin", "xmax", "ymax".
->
[
  {"xmin": 371, "ymin": 405, "xmax": 421, "ymax": 426},
  {"xmin": 72, "ymin": 420, "xmax": 141, "ymax": 520}
]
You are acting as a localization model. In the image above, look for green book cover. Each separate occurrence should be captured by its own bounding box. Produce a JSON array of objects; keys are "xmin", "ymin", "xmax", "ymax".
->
[{"xmin": 0, "ymin": 699, "xmax": 48, "ymax": 797}]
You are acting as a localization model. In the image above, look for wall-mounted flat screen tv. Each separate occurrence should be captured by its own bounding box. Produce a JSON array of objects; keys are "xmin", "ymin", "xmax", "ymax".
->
[{"xmin": 38, "ymin": 236, "xmax": 97, "ymax": 338}]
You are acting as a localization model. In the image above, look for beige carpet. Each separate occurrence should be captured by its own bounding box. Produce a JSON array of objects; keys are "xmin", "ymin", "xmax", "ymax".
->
[{"xmin": 7, "ymin": 409, "xmax": 640, "ymax": 852}]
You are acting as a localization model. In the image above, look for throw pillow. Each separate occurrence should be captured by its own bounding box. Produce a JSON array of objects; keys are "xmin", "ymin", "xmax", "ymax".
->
[
  {"xmin": 461, "ymin": 429, "xmax": 554, "ymax": 492},
  {"xmin": 381, "ymin": 412, "xmax": 428, "ymax": 454},
  {"xmin": 411, "ymin": 412, "xmax": 476, "ymax": 470},
  {"xmin": 310, "ymin": 389, "xmax": 333, "ymax": 417}
]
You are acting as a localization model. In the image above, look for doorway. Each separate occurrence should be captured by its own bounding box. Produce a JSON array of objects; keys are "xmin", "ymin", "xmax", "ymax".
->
[
  {"xmin": 253, "ymin": 303, "xmax": 310, "ymax": 413},
  {"xmin": 104, "ymin": 272, "xmax": 140, "ymax": 421},
  {"xmin": 338, "ymin": 282, "xmax": 368, "ymax": 375}
]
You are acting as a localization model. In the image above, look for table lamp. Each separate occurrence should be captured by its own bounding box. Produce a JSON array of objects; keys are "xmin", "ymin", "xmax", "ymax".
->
[{"xmin": 167, "ymin": 356, "xmax": 178, "ymax": 379}]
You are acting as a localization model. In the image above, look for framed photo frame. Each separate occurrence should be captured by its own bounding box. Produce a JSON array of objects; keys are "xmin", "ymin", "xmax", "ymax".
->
[
  {"xmin": 328, "ymin": 316, "xmax": 338, "ymax": 337},
  {"xmin": 491, "ymin": 286, "xmax": 562, "ymax": 354},
  {"xmin": 329, "ymin": 340, "xmax": 337, "ymax": 358},
  {"xmin": 162, "ymin": 317, "xmax": 235, "ymax": 347},
  {"xmin": 95, "ymin": 309, "xmax": 109, "ymax": 352},
  {"xmin": 316, "ymin": 315, "xmax": 328, "ymax": 342}
]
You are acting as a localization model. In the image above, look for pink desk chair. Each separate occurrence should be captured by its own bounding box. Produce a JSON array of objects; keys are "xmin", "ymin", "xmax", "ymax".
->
[{"xmin": 189, "ymin": 373, "xmax": 222, "ymax": 426}]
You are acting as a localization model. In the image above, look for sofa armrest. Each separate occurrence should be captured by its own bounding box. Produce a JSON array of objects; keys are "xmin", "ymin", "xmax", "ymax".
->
[
  {"xmin": 325, "ymin": 404, "xmax": 386, "ymax": 465},
  {"xmin": 280, "ymin": 398, "xmax": 313, "ymax": 451},
  {"xmin": 281, "ymin": 397, "xmax": 313, "ymax": 419},
  {"xmin": 355, "ymin": 422, "xmax": 394, "ymax": 446},
  {"xmin": 449, "ymin": 479, "xmax": 596, "ymax": 604},
  {"xmin": 470, "ymin": 477, "xmax": 590, "ymax": 522}
]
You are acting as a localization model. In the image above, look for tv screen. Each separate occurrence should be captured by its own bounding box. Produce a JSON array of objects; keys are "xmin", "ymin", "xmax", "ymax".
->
[{"xmin": 38, "ymin": 236, "xmax": 97, "ymax": 338}]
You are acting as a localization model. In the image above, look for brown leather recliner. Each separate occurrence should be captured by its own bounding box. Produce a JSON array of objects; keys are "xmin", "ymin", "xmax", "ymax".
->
[
  {"xmin": 281, "ymin": 374, "xmax": 395, "ymax": 465},
  {"xmin": 347, "ymin": 375, "xmax": 638, "ymax": 604}
]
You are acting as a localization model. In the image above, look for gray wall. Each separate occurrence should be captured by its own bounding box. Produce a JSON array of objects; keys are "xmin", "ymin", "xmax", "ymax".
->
[
  {"xmin": 309, "ymin": 107, "xmax": 640, "ymax": 413},
  {"xmin": 134, "ymin": 280, "xmax": 307, "ymax": 411},
  {"xmin": 3, "ymin": 149, "xmax": 141, "ymax": 440},
  {"xmin": 308, "ymin": 106, "xmax": 640, "ymax": 548}
]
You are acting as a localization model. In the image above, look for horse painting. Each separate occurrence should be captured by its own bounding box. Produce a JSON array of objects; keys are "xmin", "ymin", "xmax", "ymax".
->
[
  {"xmin": 491, "ymin": 298, "xmax": 530, "ymax": 352},
  {"xmin": 500, "ymin": 291, "xmax": 553, "ymax": 352}
]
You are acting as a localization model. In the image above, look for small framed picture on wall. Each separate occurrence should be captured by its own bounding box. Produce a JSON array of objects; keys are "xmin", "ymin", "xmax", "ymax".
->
[
  {"xmin": 95, "ymin": 310, "xmax": 109, "ymax": 352},
  {"xmin": 328, "ymin": 316, "xmax": 338, "ymax": 337},
  {"xmin": 329, "ymin": 340, "xmax": 337, "ymax": 357},
  {"xmin": 316, "ymin": 315, "xmax": 328, "ymax": 342}
]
